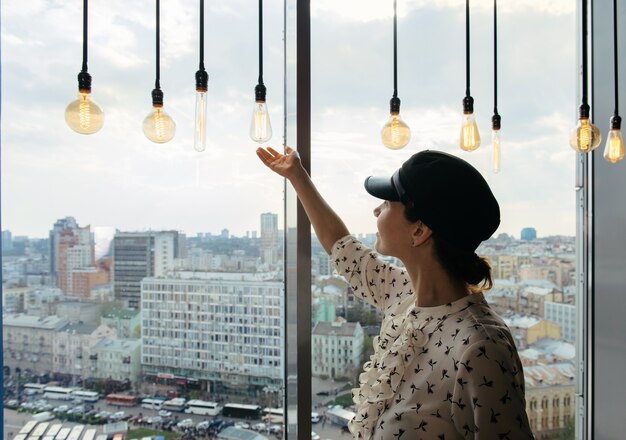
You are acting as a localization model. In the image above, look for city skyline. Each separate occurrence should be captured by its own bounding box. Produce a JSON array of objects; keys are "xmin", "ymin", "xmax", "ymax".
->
[{"xmin": 2, "ymin": 1, "xmax": 577, "ymax": 240}]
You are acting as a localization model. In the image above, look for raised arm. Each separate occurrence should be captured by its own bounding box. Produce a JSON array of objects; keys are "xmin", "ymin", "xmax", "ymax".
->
[{"xmin": 256, "ymin": 146, "xmax": 349, "ymax": 254}]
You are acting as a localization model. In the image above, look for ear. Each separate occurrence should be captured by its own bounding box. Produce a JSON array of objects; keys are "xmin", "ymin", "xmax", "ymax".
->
[{"xmin": 411, "ymin": 221, "xmax": 433, "ymax": 247}]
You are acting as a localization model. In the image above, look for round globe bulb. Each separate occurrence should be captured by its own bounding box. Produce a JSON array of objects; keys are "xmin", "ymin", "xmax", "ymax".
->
[
  {"xmin": 381, "ymin": 113, "xmax": 411, "ymax": 150},
  {"xmin": 65, "ymin": 92, "xmax": 104, "ymax": 135},
  {"xmin": 143, "ymin": 106, "xmax": 176, "ymax": 144}
]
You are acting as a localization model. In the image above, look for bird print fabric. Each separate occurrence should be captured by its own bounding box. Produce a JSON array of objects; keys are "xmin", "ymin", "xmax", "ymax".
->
[{"xmin": 331, "ymin": 236, "xmax": 534, "ymax": 440}]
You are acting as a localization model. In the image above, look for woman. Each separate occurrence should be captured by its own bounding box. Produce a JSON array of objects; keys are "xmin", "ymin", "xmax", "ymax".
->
[{"xmin": 256, "ymin": 146, "xmax": 534, "ymax": 439}]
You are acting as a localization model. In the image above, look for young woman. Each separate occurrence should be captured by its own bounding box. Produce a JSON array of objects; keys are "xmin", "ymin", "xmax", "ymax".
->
[{"xmin": 256, "ymin": 146, "xmax": 534, "ymax": 439}]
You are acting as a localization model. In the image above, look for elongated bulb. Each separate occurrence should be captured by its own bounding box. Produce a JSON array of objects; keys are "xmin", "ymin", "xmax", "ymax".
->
[
  {"xmin": 143, "ymin": 106, "xmax": 176, "ymax": 143},
  {"xmin": 381, "ymin": 113, "xmax": 411, "ymax": 150},
  {"xmin": 603, "ymin": 128, "xmax": 625, "ymax": 163},
  {"xmin": 569, "ymin": 118, "xmax": 602, "ymax": 152},
  {"xmin": 65, "ymin": 92, "xmax": 104, "ymax": 134},
  {"xmin": 492, "ymin": 129, "xmax": 501, "ymax": 173},
  {"xmin": 194, "ymin": 91, "xmax": 208, "ymax": 152},
  {"xmin": 460, "ymin": 113, "xmax": 480, "ymax": 151},
  {"xmin": 250, "ymin": 100, "xmax": 272, "ymax": 143}
]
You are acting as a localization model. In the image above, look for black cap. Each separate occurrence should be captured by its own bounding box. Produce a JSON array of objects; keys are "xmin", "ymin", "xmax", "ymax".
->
[{"xmin": 364, "ymin": 150, "xmax": 500, "ymax": 253}]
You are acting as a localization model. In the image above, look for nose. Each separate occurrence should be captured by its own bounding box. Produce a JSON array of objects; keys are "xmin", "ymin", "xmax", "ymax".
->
[{"xmin": 373, "ymin": 203, "xmax": 382, "ymax": 217}]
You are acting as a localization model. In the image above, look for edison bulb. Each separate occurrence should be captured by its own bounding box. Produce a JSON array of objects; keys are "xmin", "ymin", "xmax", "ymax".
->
[
  {"xmin": 194, "ymin": 90, "xmax": 208, "ymax": 152},
  {"xmin": 381, "ymin": 113, "xmax": 411, "ymax": 150},
  {"xmin": 603, "ymin": 128, "xmax": 625, "ymax": 163},
  {"xmin": 143, "ymin": 106, "xmax": 176, "ymax": 143},
  {"xmin": 492, "ymin": 129, "xmax": 501, "ymax": 173},
  {"xmin": 250, "ymin": 100, "xmax": 272, "ymax": 143},
  {"xmin": 65, "ymin": 92, "xmax": 104, "ymax": 134},
  {"xmin": 460, "ymin": 113, "xmax": 480, "ymax": 151},
  {"xmin": 569, "ymin": 118, "xmax": 602, "ymax": 153}
]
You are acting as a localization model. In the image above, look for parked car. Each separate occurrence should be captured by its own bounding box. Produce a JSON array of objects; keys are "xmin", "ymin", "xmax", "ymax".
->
[
  {"xmin": 196, "ymin": 421, "xmax": 211, "ymax": 430},
  {"xmin": 148, "ymin": 415, "xmax": 163, "ymax": 425},
  {"xmin": 158, "ymin": 410, "xmax": 172, "ymax": 417},
  {"xmin": 311, "ymin": 412, "xmax": 321, "ymax": 423},
  {"xmin": 53, "ymin": 405, "xmax": 70, "ymax": 413},
  {"xmin": 177, "ymin": 418, "xmax": 194, "ymax": 429}
]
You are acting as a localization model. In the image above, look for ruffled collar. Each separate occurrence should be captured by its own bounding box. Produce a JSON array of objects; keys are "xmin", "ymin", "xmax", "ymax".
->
[{"xmin": 348, "ymin": 293, "xmax": 485, "ymax": 439}]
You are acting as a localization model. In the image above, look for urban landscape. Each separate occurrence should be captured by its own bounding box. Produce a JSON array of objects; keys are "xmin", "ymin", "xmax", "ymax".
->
[{"xmin": 3, "ymin": 215, "xmax": 576, "ymax": 439}]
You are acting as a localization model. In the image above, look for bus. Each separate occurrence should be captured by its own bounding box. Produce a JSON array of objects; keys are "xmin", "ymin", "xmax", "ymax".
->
[
  {"xmin": 71, "ymin": 390, "xmax": 100, "ymax": 403},
  {"xmin": 81, "ymin": 429, "xmax": 97, "ymax": 440},
  {"xmin": 262, "ymin": 407, "xmax": 284, "ymax": 424},
  {"xmin": 45, "ymin": 424, "xmax": 63, "ymax": 439},
  {"xmin": 24, "ymin": 383, "xmax": 47, "ymax": 395},
  {"xmin": 31, "ymin": 422, "xmax": 50, "ymax": 438},
  {"xmin": 141, "ymin": 397, "xmax": 166, "ymax": 410},
  {"xmin": 105, "ymin": 393, "xmax": 138, "ymax": 407},
  {"xmin": 222, "ymin": 403, "xmax": 262, "ymax": 420},
  {"xmin": 14, "ymin": 435, "xmax": 28, "ymax": 440},
  {"xmin": 185, "ymin": 400, "xmax": 222, "ymax": 416},
  {"xmin": 43, "ymin": 386, "xmax": 75, "ymax": 400},
  {"xmin": 54, "ymin": 427, "xmax": 71, "ymax": 440},
  {"xmin": 66, "ymin": 425, "xmax": 84, "ymax": 440},
  {"xmin": 19, "ymin": 421, "xmax": 39, "ymax": 436},
  {"xmin": 162, "ymin": 397, "xmax": 187, "ymax": 412}
]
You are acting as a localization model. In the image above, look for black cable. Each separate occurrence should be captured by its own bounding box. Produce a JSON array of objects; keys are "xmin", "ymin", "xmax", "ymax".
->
[
  {"xmin": 258, "ymin": 0, "xmax": 264, "ymax": 85},
  {"xmin": 393, "ymin": 0, "xmax": 398, "ymax": 98},
  {"xmin": 465, "ymin": 0, "xmax": 470, "ymax": 97},
  {"xmin": 200, "ymin": 0, "xmax": 205, "ymax": 70},
  {"xmin": 493, "ymin": 0, "xmax": 498, "ymax": 115},
  {"xmin": 613, "ymin": 0, "xmax": 619, "ymax": 115},
  {"xmin": 155, "ymin": 0, "xmax": 161, "ymax": 90},
  {"xmin": 581, "ymin": 0, "xmax": 588, "ymax": 107},
  {"xmin": 81, "ymin": 0, "xmax": 88, "ymax": 72}
]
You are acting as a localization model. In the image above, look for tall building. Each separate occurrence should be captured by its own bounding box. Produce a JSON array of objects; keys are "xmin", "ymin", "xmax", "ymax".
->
[
  {"xmin": 2, "ymin": 230, "xmax": 13, "ymax": 252},
  {"xmin": 112, "ymin": 231, "xmax": 180, "ymax": 308},
  {"xmin": 49, "ymin": 216, "xmax": 79, "ymax": 283},
  {"xmin": 521, "ymin": 227, "xmax": 538, "ymax": 241},
  {"xmin": 141, "ymin": 271, "xmax": 284, "ymax": 396},
  {"xmin": 260, "ymin": 212, "xmax": 278, "ymax": 265},
  {"xmin": 57, "ymin": 225, "xmax": 95, "ymax": 295}
]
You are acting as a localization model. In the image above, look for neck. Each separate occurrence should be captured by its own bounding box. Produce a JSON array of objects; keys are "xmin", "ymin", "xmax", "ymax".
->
[{"xmin": 404, "ymin": 255, "xmax": 470, "ymax": 308}]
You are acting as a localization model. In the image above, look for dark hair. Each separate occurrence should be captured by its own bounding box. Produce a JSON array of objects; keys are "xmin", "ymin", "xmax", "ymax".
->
[{"xmin": 404, "ymin": 206, "xmax": 493, "ymax": 292}]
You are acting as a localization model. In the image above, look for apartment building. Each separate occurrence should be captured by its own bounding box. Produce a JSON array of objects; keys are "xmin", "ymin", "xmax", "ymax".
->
[{"xmin": 312, "ymin": 321, "xmax": 363, "ymax": 380}]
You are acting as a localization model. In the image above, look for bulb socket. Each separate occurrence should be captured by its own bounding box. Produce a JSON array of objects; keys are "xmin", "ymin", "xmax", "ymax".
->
[
  {"xmin": 578, "ymin": 103, "xmax": 590, "ymax": 119},
  {"xmin": 196, "ymin": 69, "xmax": 209, "ymax": 92},
  {"xmin": 492, "ymin": 114, "xmax": 501, "ymax": 130},
  {"xmin": 151, "ymin": 88, "xmax": 164, "ymax": 107},
  {"xmin": 610, "ymin": 114, "xmax": 622, "ymax": 130},
  {"xmin": 255, "ymin": 83, "xmax": 267, "ymax": 102},
  {"xmin": 389, "ymin": 96, "xmax": 401, "ymax": 114},
  {"xmin": 462, "ymin": 96, "xmax": 474, "ymax": 114},
  {"xmin": 77, "ymin": 71, "xmax": 92, "ymax": 93}
]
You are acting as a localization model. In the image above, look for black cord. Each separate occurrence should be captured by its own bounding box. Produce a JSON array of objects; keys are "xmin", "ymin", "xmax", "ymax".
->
[
  {"xmin": 581, "ymin": 0, "xmax": 588, "ymax": 107},
  {"xmin": 200, "ymin": 0, "xmax": 205, "ymax": 70},
  {"xmin": 155, "ymin": 0, "xmax": 161, "ymax": 90},
  {"xmin": 258, "ymin": 0, "xmax": 264, "ymax": 85},
  {"xmin": 493, "ymin": 0, "xmax": 498, "ymax": 115},
  {"xmin": 613, "ymin": 0, "xmax": 619, "ymax": 115},
  {"xmin": 81, "ymin": 0, "xmax": 88, "ymax": 72},
  {"xmin": 465, "ymin": 0, "xmax": 470, "ymax": 97},
  {"xmin": 393, "ymin": 0, "xmax": 398, "ymax": 98}
]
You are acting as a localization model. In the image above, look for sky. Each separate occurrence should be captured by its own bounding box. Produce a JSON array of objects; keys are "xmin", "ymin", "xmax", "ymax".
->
[{"xmin": 1, "ymin": 0, "xmax": 577, "ymax": 241}]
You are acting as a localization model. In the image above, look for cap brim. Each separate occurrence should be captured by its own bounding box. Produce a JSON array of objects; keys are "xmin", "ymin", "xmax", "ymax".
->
[{"xmin": 364, "ymin": 176, "xmax": 400, "ymax": 201}]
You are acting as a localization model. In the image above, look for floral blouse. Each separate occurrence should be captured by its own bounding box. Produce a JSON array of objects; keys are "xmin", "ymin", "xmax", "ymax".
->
[{"xmin": 330, "ymin": 236, "xmax": 534, "ymax": 440}]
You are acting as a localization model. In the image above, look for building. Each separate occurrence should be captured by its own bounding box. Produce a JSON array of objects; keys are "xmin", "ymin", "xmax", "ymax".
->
[
  {"xmin": 70, "ymin": 267, "xmax": 110, "ymax": 299},
  {"xmin": 141, "ymin": 271, "xmax": 284, "ymax": 396},
  {"xmin": 52, "ymin": 322, "xmax": 117, "ymax": 382},
  {"xmin": 312, "ymin": 321, "xmax": 363, "ymax": 380},
  {"xmin": 544, "ymin": 301, "xmax": 576, "ymax": 343},
  {"xmin": 55, "ymin": 301, "xmax": 102, "ymax": 325},
  {"xmin": 101, "ymin": 308, "xmax": 141, "ymax": 339},
  {"xmin": 112, "ymin": 231, "xmax": 181, "ymax": 308},
  {"xmin": 49, "ymin": 216, "xmax": 79, "ymax": 284},
  {"xmin": 90, "ymin": 338, "xmax": 142, "ymax": 389},
  {"xmin": 260, "ymin": 212, "xmax": 278, "ymax": 265},
  {"xmin": 521, "ymin": 227, "xmax": 538, "ymax": 241},
  {"xmin": 502, "ymin": 314, "xmax": 561, "ymax": 349},
  {"xmin": 2, "ymin": 314, "xmax": 68, "ymax": 375}
]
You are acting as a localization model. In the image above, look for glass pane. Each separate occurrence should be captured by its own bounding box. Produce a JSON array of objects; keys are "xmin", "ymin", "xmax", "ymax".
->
[
  {"xmin": 310, "ymin": 2, "xmax": 577, "ymax": 439},
  {"xmin": 2, "ymin": 0, "xmax": 287, "ymax": 435}
]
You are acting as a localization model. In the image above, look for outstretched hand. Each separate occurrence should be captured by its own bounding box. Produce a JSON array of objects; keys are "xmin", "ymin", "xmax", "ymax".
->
[{"xmin": 256, "ymin": 146, "xmax": 303, "ymax": 180}]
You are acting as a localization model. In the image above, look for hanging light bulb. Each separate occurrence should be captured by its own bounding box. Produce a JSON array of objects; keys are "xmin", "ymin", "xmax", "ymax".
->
[
  {"xmin": 603, "ymin": 0, "xmax": 624, "ymax": 163},
  {"xmin": 194, "ymin": 0, "xmax": 209, "ymax": 152},
  {"xmin": 569, "ymin": 105, "xmax": 602, "ymax": 152},
  {"xmin": 65, "ymin": 72, "xmax": 104, "ymax": 134},
  {"xmin": 144, "ymin": 0, "xmax": 175, "ymax": 144},
  {"xmin": 460, "ymin": 97, "xmax": 480, "ymax": 151},
  {"xmin": 65, "ymin": 0, "xmax": 103, "ymax": 135},
  {"xmin": 491, "ymin": 114, "xmax": 501, "ymax": 173},
  {"xmin": 194, "ymin": 70, "xmax": 209, "ymax": 151},
  {"xmin": 250, "ymin": 84, "xmax": 272, "ymax": 143},
  {"xmin": 381, "ymin": 1, "xmax": 410, "ymax": 150},
  {"xmin": 381, "ymin": 97, "xmax": 411, "ymax": 149},
  {"xmin": 603, "ymin": 115, "xmax": 625, "ymax": 163},
  {"xmin": 143, "ymin": 89, "xmax": 176, "ymax": 144}
]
